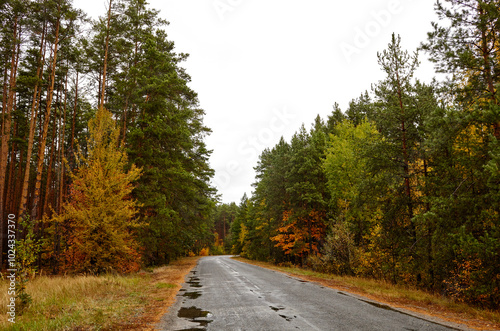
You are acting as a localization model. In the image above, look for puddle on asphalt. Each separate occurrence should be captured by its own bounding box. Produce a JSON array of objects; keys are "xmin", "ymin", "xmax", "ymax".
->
[
  {"xmin": 179, "ymin": 273, "xmax": 203, "ymax": 299},
  {"xmin": 279, "ymin": 314, "xmax": 296, "ymax": 322},
  {"xmin": 270, "ymin": 305, "xmax": 296, "ymax": 322},
  {"xmin": 187, "ymin": 277, "xmax": 202, "ymax": 288},
  {"xmin": 175, "ymin": 271, "xmax": 211, "ymax": 330},
  {"xmin": 176, "ymin": 306, "xmax": 213, "ymax": 330},
  {"xmin": 183, "ymin": 291, "xmax": 202, "ymax": 299}
]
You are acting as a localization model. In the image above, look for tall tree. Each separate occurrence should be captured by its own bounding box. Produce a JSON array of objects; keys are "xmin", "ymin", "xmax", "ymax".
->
[
  {"xmin": 373, "ymin": 34, "xmax": 420, "ymax": 225},
  {"xmin": 18, "ymin": 0, "xmax": 49, "ymax": 222},
  {"xmin": 126, "ymin": 31, "xmax": 215, "ymax": 265},
  {"xmin": 29, "ymin": 0, "xmax": 82, "ymax": 222},
  {"xmin": 421, "ymin": 0, "xmax": 500, "ymax": 306},
  {"xmin": 422, "ymin": 0, "xmax": 500, "ymax": 138},
  {"xmin": 0, "ymin": 0, "xmax": 27, "ymax": 265}
]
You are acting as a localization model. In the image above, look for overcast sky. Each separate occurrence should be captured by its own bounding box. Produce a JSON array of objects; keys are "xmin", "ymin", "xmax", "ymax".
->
[{"xmin": 77, "ymin": 0, "xmax": 439, "ymax": 204}]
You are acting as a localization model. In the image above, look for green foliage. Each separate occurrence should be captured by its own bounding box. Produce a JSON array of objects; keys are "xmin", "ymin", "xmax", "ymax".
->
[
  {"xmin": 227, "ymin": 20, "xmax": 500, "ymax": 308},
  {"xmin": 1, "ymin": 0, "xmax": 215, "ymax": 278},
  {"xmin": 15, "ymin": 217, "xmax": 42, "ymax": 312},
  {"xmin": 211, "ymin": 202, "xmax": 238, "ymax": 253},
  {"xmin": 16, "ymin": 217, "xmax": 42, "ymax": 279},
  {"xmin": 81, "ymin": 0, "xmax": 217, "ymax": 266},
  {"xmin": 125, "ymin": 31, "xmax": 215, "ymax": 264},
  {"xmin": 306, "ymin": 222, "xmax": 359, "ymax": 275}
]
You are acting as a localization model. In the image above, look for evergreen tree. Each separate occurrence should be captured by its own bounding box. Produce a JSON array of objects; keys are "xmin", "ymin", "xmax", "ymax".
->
[
  {"xmin": 421, "ymin": 0, "xmax": 500, "ymax": 306},
  {"xmin": 368, "ymin": 34, "xmax": 423, "ymax": 283},
  {"xmin": 127, "ymin": 31, "xmax": 214, "ymax": 264}
]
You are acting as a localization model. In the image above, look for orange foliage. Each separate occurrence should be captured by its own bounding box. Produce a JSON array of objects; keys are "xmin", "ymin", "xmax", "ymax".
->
[
  {"xmin": 199, "ymin": 247, "xmax": 210, "ymax": 256},
  {"xmin": 444, "ymin": 255, "xmax": 488, "ymax": 305},
  {"xmin": 271, "ymin": 209, "xmax": 326, "ymax": 259}
]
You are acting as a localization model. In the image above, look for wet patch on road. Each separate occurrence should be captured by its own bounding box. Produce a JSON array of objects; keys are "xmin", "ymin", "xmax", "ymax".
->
[
  {"xmin": 270, "ymin": 305, "xmax": 297, "ymax": 323},
  {"xmin": 270, "ymin": 305, "xmax": 285, "ymax": 312},
  {"xmin": 176, "ymin": 306, "xmax": 213, "ymax": 330},
  {"xmin": 180, "ymin": 273, "xmax": 203, "ymax": 300},
  {"xmin": 360, "ymin": 299, "xmax": 395, "ymax": 311},
  {"xmin": 286, "ymin": 275, "xmax": 309, "ymax": 283},
  {"xmin": 175, "ymin": 271, "xmax": 212, "ymax": 330},
  {"xmin": 183, "ymin": 291, "xmax": 202, "ymax": 299},
  {"xmin": 279, "ymin": 313, "xmax": 297, "ymax": 322},
  {"xmin": 187, "ymin": 276, "xmax": 202, "ymax": 288}
]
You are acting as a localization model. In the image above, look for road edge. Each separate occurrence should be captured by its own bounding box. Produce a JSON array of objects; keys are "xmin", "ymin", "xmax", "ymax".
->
[{"xmin": 231, "ymin": 257, "xmax": 497, "ymax": 331}]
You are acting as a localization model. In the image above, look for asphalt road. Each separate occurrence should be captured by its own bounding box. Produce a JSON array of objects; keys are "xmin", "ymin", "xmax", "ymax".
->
[{"xmin": 158, "ymin": 256, "xmax": 465, "ymax": 331}]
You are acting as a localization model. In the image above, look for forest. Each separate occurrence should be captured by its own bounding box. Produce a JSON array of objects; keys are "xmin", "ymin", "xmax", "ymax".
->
[
  {"xmin": 0, "ymin": 0, "xmax": 215, "ymax": 275},
  {"xmin": 213, "ymin": 1, "xmax": 500, "ymax": 308},
  {"xmin": 1, "ymin": 0, "xmax": 499, "ymax": 313}
]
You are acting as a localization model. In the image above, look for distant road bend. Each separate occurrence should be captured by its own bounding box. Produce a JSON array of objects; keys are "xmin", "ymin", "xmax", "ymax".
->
[{"xmin": 159, "ymin": 255, "xmax": 466, "ymax": 331}]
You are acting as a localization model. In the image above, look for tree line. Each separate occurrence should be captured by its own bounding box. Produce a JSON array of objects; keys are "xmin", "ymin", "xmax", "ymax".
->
[
  {"xmin": 219, "ymin": 0, "xmax": 500, "ymax": 308},
  {"xmin": 0, "ymin": 0, "xmax": 215, "ymax": 273}
]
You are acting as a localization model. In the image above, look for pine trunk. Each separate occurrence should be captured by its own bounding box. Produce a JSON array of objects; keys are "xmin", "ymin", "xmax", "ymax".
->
[
  {"xmin": 0, "ymin": 15, "xmax": 19, "ymax": 266},
  {"xmin": 70, "ymin": 71, "xmax": 78, "ymax": 160},
  {"xmin": 6, "ymin": 121, "xmax": 17, "ymax": 215},
  {"xmin": 30, "ymin": 16, "xmax": 60, "ymax": 222},
  {"xmin": 395, "ymin": 69, "xmax": 414, "ymax": 222},
  {"xmin": 58, "ymin": 71, "xmax": 68, "ymax": 213},
  {"xmin": 42, "ymin": 115, "xmax": 58, "ymax": 218},
  {"xmin": 18, "ymin": 21, "xmax": 47, "ymax": 221}
]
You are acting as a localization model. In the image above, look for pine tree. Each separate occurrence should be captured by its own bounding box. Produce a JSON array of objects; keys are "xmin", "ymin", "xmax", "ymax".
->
[
  {"xmin": 126, "ymin": 31, "xmax": 215, "ymax": 265},
  {"xmin": 0, "ymin": 0, "xmax": 27, "ymax": 266},
  {"xmin": 422, "ymin": 0, "xmax": 500, "ymax": 138},
  {"xmin": 367, "ymin": 34, "xmax": 435, "ymax": 283},
  {"xmin": 421, "ymin": 0, "xmax": 500, "ymax": 306}
]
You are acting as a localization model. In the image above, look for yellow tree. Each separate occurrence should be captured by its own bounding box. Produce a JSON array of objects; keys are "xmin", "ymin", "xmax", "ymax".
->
[{"xmin": 51, "ymin": 107, "xmax": 142, "ymax": 274}]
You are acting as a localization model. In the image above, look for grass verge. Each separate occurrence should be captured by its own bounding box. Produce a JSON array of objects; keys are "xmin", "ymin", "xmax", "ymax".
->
[
  {"xmin": 233, "ymin": 257, "xmax": 500, "ymax": 331},
  {"xmin": 0, "ymin": 256, "xmax": 199, "ymax": 330}
]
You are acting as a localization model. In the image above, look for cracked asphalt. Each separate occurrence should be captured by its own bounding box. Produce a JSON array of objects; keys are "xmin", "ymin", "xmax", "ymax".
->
[{"xmin": 158, "ymin": 256, "xmax": 466, "ymax": 331}]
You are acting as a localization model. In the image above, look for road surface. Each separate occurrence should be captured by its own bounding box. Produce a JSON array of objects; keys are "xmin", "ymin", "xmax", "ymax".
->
[{"xmin": 158, "ymin": 256, "xmax": 465, "ymax": 331}]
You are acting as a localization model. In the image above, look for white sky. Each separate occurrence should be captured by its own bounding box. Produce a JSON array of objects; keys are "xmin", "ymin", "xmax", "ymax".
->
[{"xmin": 77, "ymin": 0, "xmax": 439, "ymax": 204}]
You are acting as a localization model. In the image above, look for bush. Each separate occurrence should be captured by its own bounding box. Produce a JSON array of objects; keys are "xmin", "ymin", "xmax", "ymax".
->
[{"xmin": 307, "ymin": 222, "xmax": 359, "ymax": 275}]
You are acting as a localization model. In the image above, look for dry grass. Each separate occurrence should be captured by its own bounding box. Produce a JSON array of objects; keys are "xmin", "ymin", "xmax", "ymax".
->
[
  {"xmin": 130, "ymin": 256, "xmax": 200, "ymax": 330},
  {"xmin": 0, "ymin": 257, "xmax": 199, "ymax": 330},
  {"xmin": 233, "ymin": 257, "xmax": 500, "ymax": 331}
]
